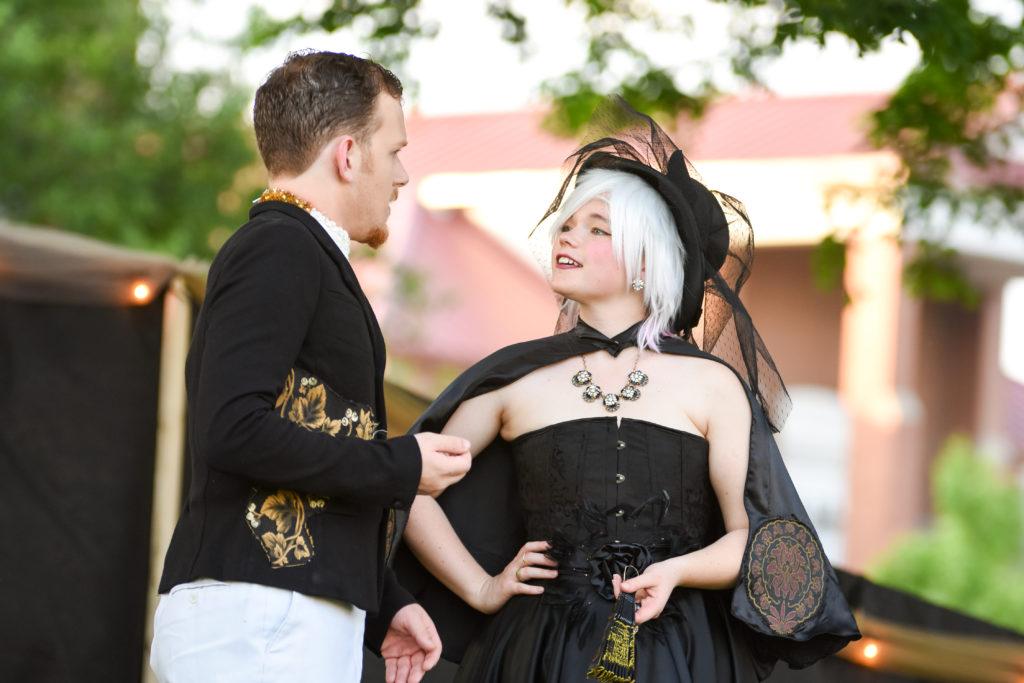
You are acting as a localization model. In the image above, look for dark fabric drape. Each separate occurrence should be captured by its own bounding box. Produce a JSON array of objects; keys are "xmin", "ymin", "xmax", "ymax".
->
[
  {"xmin": 363, "ymin": 568, "xmax": 1024, "ymax": 682},
  {"xmin": 0, "ymin": 296, "xmax": 163, "ymax": 682}
]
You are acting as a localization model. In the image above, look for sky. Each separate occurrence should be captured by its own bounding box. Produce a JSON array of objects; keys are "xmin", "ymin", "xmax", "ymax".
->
[{"xmin": 160, "ymin": 0, "xmax": 1010, "ymax": 116}]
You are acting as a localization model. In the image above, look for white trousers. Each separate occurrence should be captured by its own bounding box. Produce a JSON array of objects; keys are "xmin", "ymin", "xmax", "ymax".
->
[{"xmin": 150, "ymin": 579, "xmax": 366, "ymax": 683}]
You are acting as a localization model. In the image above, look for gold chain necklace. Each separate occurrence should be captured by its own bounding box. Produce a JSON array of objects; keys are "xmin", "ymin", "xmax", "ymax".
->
[
  {"xmin": 570, "ymin": 349, "xmax": 648, "ymax": 412},
  {"xmin": 255, "ymin": 187, "xmax": 312, "ymax": 212}
]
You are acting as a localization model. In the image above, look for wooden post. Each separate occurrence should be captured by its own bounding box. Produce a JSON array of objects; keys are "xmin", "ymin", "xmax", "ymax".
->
[
  {"xmin": 840, "ymin": 230, "xmax": 926, "ymax": 569},
  {"xmin": 141, "ymin": 276, "xmax": 191, "ymax": 682}
]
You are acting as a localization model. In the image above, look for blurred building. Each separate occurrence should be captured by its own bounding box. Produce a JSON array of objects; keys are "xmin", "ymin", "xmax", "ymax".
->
[{"xmin": 355, "ymin": 93, "xmax": 1024, "ymax": 571}]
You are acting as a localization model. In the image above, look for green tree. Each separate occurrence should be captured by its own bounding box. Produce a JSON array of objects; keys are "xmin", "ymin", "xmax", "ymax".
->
[
  {"xmin": 0, "ymin": 0, "xmax": 260, "ymax": 257},
  {"xmin": 870, "ymin": 436, "xmax": 1024, "ymax": 634},
  {"xmin": 248, "ymin": 0, "xmax": 1024, "ymax": 304}
]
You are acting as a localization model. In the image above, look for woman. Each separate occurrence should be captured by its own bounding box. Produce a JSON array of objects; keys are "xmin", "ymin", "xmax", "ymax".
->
[{"xmin": 387, "ymin": 100, "xmax": 859, "ymax": 682}]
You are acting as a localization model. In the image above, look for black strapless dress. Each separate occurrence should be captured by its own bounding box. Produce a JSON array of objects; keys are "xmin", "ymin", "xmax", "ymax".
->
[{"xmin": 454, "ymin": 417, "xmax": 762, "ymax": 682}]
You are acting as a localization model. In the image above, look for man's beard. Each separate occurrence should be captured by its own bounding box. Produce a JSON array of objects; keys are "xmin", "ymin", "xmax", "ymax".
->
[{"xmin": 364, "ymin": 224, "xmax": 389, "ymax": 249}]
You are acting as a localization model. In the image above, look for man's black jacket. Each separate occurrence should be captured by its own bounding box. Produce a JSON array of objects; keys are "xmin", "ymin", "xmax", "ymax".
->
[{"xmin": 159, "ymin": 200, "xmax": 421, "ymax": 631}]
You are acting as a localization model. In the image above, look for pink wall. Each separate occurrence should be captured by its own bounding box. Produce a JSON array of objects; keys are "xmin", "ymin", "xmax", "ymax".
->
[{"xmin": 741, "ymin": 247, "xmax": 845, "ymax": 389}]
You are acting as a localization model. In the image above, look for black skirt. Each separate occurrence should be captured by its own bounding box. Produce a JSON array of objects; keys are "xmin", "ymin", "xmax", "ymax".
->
[{"xmin": 454, "ymin": 582, "xmax": 762, "ymax": 683}]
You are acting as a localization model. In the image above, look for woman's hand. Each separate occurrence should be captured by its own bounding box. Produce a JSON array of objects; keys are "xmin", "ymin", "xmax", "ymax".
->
[
  {"xmin": 612, "ymin": 559, "xmax": 681, "ymax": 624},
  {"xmin": 470, "ymin": 541, "xmax": 558, "ymax": 614}
]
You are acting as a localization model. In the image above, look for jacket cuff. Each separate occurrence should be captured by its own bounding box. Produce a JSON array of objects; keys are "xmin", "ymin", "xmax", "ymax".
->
[
  {"xmin": 387, "ymin": 434, "xmax": 421, "ymax": 511},
  {"xmin": 364, "ymin": 568, "xmax": 417, "ymax": 654}
]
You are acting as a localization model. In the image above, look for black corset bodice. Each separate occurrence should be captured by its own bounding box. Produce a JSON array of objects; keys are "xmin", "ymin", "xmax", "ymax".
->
[{"xmin": 511, "ymin": 417, "xmax": 720, "ymax": 596}]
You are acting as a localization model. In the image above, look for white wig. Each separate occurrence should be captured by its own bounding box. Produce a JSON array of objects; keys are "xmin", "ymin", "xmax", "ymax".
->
[{"xmin": 547, "ymin": 168, "xmax": 686, "ymax": 351}]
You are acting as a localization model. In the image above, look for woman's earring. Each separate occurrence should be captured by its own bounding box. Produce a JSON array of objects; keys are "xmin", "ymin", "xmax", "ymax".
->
[{"xmin": 630, "ymin": 278, "xmax": 645, "ymax": 292}]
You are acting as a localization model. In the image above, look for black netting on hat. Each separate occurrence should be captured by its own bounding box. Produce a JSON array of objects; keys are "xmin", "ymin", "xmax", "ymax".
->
[{"xmin": 535, "ymin": 97, "xmax": 792, "ymax": 431}]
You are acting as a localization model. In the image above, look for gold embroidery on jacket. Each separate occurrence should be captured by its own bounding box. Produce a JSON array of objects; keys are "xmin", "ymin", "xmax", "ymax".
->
[
  {"xmin": 246, "ymin": 491, "xmax": 313, "ymax": 568},
  {"xmin": 247, "ymin": 368, "xmax": 380, "ymax": 568}
]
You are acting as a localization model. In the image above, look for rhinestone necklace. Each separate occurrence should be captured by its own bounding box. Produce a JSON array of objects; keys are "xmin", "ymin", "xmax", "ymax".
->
[{"xmin": 571, "ymin": 349, "xmax": 649, "ymax": 413}]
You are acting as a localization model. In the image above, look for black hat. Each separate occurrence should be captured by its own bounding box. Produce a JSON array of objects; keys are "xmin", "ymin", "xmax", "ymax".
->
[
  {"xmin": 576, "ymin": 147, "xmax": 729, "ymax": 331},
  {"xmin": 538, "ymin": 97, "xmax": 791, "ymax": 430}
]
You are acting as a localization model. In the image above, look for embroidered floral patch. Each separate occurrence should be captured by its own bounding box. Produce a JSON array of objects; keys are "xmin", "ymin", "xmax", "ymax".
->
[
  {"xmin": 245, "ymin": 490, "xmax": 315, "ymax": 568},
  {"xmin": 745, "ymin": 519, "xmax": 825, "ymax": 635},
  {"xmin": 245, "ymin": 368, "xmax": 380, "ymax": 569},
  {"xmin": 274, "ymin": 368, "xmax": 380, "ymax": 439}
]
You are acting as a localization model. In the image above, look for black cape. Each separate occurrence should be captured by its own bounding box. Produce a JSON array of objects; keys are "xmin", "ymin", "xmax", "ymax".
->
[{"xmin": 391, "ymin": 322, "xmax": 861, "ymax": 678}]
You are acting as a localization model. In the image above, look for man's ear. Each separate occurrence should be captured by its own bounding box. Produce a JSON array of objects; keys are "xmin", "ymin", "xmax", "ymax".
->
[{"xmin": 333, "ymin": 136, "xmax": 358, "ymax": 182}]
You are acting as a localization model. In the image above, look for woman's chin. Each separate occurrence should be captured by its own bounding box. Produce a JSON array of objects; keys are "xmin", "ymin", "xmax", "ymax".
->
[{"xmin": 548, "ymin": 280, "xmax": 576, "ymax": 301}]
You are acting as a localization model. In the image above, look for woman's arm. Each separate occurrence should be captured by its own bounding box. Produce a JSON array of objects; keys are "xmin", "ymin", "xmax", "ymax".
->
[
  {"xmin": 405, "ymin": 494, "xmax": 494, "ymax": 610},
  {"xmin": 404, "ymin": 389, "xmax": 557, "ymax": 614},
  {"xmin": 668, "ymin": 360, "xmax": 752, "ymax": 589}
]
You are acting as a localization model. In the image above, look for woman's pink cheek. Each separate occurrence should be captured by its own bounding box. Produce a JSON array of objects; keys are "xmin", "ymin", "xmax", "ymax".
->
[{"xmin": 589, "ymin": 241, "xmax": 615, "ymax": 263}]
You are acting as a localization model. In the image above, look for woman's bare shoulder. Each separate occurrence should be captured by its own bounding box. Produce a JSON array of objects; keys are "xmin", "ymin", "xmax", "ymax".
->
[{"xmin": 650, "ymin": 351, "xmax": 749, "ymax": 410}]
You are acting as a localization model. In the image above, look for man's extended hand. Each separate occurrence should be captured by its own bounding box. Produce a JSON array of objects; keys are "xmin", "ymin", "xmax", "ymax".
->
[
  {"xmin": 381, "ymin": 603, "xmax": 442, "ymax": 683},
  {"xmin": 415, "ymin": 433, "xmax": 472, "ymax": 497}
]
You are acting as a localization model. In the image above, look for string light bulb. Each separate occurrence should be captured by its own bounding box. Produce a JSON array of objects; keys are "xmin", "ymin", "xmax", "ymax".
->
[
  {"xmin": 863, "ymin": 642, "xmax": 879, "ymax": 660},
  {"xmin": 131, "ymin": 281, "xmax": 152, "ymax": 304}
]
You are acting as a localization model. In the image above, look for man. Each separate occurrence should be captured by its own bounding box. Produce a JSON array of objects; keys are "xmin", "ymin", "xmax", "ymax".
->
[{"xmin": 151, "ymin": 51, "xmax": 471, "ymax": 682}]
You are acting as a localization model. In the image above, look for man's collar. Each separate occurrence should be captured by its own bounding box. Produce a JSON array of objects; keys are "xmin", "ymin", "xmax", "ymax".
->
[{"xmin": 309, "ymin": 207, "xmax": 351, "ymax": 260}]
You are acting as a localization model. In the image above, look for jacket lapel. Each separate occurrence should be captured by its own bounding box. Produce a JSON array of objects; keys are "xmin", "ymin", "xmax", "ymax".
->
[{"xmin": 250, "ymin": 201, "xmax": 390, "ymax": 430}]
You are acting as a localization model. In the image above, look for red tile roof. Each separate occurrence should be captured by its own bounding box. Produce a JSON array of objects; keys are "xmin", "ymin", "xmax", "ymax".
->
[
  {"xmin": 683, "ymin": 92, "xmax": 888, "ymax": 160},
  {"xmin": 403, "ymin": 93, "xmax": 890, "ymax": 175}
]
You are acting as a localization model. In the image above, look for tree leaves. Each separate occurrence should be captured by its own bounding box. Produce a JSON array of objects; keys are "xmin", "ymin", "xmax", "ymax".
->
[
  {"xmin": 870, "ymin": 436, "xmax": 1024, "ymax": 634},
  {"xmin": 0, "ymin": 0, "xmax": 259, "ymax": 258}
]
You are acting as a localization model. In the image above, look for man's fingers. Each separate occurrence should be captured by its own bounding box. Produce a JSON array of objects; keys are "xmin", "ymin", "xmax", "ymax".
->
[
  {"xmin": 447, "ymin": 453, "xmax": 472, "ymax": 476},
  {"xmin": 396, "ymin": 655, "xmax": 411, "ymax": 683},
  {"xmin": 409, "ymin": 651, "xmax": 426, "ymax": 683},
  {"xmin": 410, "ymin": 618, "xmax": 437, "ymax": 653},
  {"xmin": 419, "ymin": 611, "xmax": 443, "ymax": 669},
  {"xmin": 612, "ymin": 573, "xmax": 622, "ymax": 599},
  {"xmin": 427, "ymin": 433, "xmax": 472, "ymax": 455},
  {"xmin": 523, "ymin": 540, "xmax": 552, "ymax": 552},
  {"xmin": 385, "ymin": 657, "xmax": 396, "ymax": 683},
  {"xmin": 436, "ymin": 452, "xmax": 471, "ymax": 482},
  {"xmin": 423, "ymin": 641, "xmax": 442, "ymax": 670}
]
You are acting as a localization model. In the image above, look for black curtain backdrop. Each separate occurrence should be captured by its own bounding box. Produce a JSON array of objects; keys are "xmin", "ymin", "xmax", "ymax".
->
[{"xmin": 0, "ymin": 296, "xmax": 163, "ymax": 682}]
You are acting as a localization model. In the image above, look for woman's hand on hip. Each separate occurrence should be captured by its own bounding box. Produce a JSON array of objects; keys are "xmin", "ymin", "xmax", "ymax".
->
[{"xmin": 470, "ymin": 540, "xmax": 557, "ymax": 614}]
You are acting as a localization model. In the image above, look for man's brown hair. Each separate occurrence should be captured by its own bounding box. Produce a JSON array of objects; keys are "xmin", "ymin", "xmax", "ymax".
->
[{"xmin": 253, "ymin": 50, "xmax": 403, "ymax": 176}]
